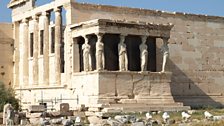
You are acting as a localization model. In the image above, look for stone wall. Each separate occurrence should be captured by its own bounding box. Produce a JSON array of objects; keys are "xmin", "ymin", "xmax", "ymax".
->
[
  {"xmin": 72, "ymin": 71, "xmax": 175, "ymax": 105},
  {"xmin": 71, "ymin": 2, "xmax": 224, "ymax": 107},
  {"xmin": 0, "ymin": 23, "xmax": 13, "ymax": 87}
]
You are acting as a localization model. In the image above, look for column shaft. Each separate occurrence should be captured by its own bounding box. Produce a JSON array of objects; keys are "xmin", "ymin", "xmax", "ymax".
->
[
  {"xmin": 22, "ymin": 19, "xmax": 29, "ymax": 86},
  {"xmin": 33, "ymin": 16, "xmax": 39, "ymax": 85},
  {"xmin": 13, "ymin": 22, "xmax": 20, "ymax": 88},
  {"xmin": 55, "ymin": 8, "xmax": 62, "ymax": 85},
  {"xmin": 43, "ymin": 12, "xmax": 50, "ymax": 86}
]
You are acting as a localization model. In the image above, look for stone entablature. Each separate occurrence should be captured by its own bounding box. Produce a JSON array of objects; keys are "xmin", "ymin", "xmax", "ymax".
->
[
  {"xmin": 70, "ymin": 19, "xmax": 173, "ymax": 38},
  {"xmin": 72, "ymin": 2, "xmax": 224, "ymax": 23},
  {"xmin": 9, "ymin": 0, "xmax": 72, "ymax": 22},
  {"xmin": 8, "ymin": 0, "xmax": 30, "ymax": 8}
]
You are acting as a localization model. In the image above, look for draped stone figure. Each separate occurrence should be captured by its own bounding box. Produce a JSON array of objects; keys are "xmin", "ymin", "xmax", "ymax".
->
[
  {"xmin": 6, "ymin": 106, "xmax": 14, "ymax": 126},
  {"xmin": 161, "ymin": 38, "xmax": 169, "ymax": 72},
  {"xmin": 118, "ymin": 35, "xmax": 128, "ymax": 71},
  {"xmin": 82, "ymin": 37, "xmax": 92, "ymax": 71},
  {"xmin": 139, "ymin": 36, "xmax": 148, "ymax": 71},
  {"xmin": 3, "ymin": 103, "xmax": 11, "ymax": 125},
  {"xmin": 96, "ymin": 33, "xmax": 105, "ymax": 70}
]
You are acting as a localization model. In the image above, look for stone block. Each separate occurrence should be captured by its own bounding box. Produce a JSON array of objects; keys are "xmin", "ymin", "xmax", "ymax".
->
[
  {"xmin": 28, "ymin": 105, "xmax": 45, "ymax": 113},
  {"xmin": 162, "ymin": 83, "xmax": 172, "ymax": 95},
  {"xmin": 116, "ymin": 74, "xmax": 133, "ymax": 97},
  {"xmin": 60, "ymin": 103, "xmax": 69, "ymax": 113},
  {"xmin": 133, "ymin": 75, "xmax": 150, "ymax": 96},
  {"xmin": 88, "ymin": 116, "xmax": 105, "ymax": 125},
  {"xmin": 150, "ymin": 83, "xmax": 163, "ymax": 96},
  {"xmin": 120, "ymin": 99, "xmax": 137, "ymax": 104},
  {"xmin": 102, "ymin": 108, "xmax": 122, "ymax": 113},
  {"xmin": 99, "ymin": 74, "xmax": 116, "ymax": 96}
]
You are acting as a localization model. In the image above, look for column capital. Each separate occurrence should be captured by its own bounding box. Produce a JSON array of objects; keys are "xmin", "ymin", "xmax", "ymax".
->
[
  {"xmin": 120, "ymin": 34, "xmax": 127, "ymax": 43},
  {"xmin": 54, "ymin": 7, "xmax": 62, "ymax": 13},
  {"xmin": 120, "ymin": 33, "xmax": 127, "ymax": 37},
  {"xmin": 22, "ymin": 18, "xmax": 29, "ymax": 24},
  {"xmin": 32, "ymin": 15, "xmax": 38, "ymax": 21},
  {"xmin": 162, "ymin": 37, "xmax": 169, "ymax": 43},
  {"xmin": 96, "ymin": 33, "xmax": 103, "ymax": 42},
  {"xmin": 41, "ymin": 11, "xmax": 49, "ymax": 17},
  {"xmin": 83, "ymin": 35, "xmax": 90, "ymax": 43},
  {"xmin": 141, "ymin": 35, "xmax": 147, "ymax": 43}
]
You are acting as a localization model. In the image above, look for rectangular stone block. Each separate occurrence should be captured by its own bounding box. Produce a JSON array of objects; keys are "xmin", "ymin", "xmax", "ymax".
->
[
  {"xmin": 116, "ymin": 74, "xmax": 133, "ymax": 97},
  {"xmin": 99, "ymin": 74, "xmax": 116, "ymax": 97},
  {"xmin": 133, "ymin": 75, "xmax": 150, "ymax": 96},
  {"xmin": 28, "ymin": 105, "xmax": 45, "ymax": 113},
  {"xmin": 60, "ymin": 103, "xmax": 69, "ymax": 113}
]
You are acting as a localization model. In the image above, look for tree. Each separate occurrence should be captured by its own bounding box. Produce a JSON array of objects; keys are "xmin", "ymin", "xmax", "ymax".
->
[{"xmin": 0, "ymin": 81, "xmax": 19, "ymax": 112}]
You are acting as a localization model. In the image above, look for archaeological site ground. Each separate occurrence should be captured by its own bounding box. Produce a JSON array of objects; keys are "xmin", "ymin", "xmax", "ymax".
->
[{"xmin": 0, "ymin": 0, "xmax": 224, "ymax": 120}]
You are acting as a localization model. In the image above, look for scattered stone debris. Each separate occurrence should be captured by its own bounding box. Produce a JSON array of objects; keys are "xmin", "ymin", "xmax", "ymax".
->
[{"xmin": 1, "ymin": 103, "xmax": 224, "ymax": 126}]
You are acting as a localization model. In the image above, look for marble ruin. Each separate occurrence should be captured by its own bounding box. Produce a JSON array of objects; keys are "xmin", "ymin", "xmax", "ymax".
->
[{"xmin": 0, "ymin": 0, "xmax": 224, "ymax": 111}]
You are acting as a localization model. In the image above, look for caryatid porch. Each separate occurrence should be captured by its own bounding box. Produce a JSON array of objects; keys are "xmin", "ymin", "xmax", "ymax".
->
[
  {"xmin": 71, "ymin": 19, "xmax": 173, "ymax": 73},
  {"xmin": 70, "ymin": 19, "xmax": 186, "ymax": 108}
]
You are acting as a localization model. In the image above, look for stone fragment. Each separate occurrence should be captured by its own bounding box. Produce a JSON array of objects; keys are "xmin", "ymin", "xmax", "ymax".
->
[
  {"xmin": 213, "ymin": 115, "xmax": 224, "ymax": 121},
  {"xmin": 50, "ymin": 118, "xmax": 62, "ymax": 124},
  {"xmin": 28, "ymin": 105, "xmax": 45, "ymax": 113},
  {"xmin": 102, "ymin": 108, "xmax": 122, "ymax": 113},
  {"xmin": 114, "ymin": 115, "xmax": 129, "ymax": 124},
  {"xmin": 20, "ymin": 119, "xmax": 29, "ymax": 125},
  {"xmin": 40, "ymin": 118, "xmax": 50, "ymax": 126},
  {"xmin": 62, "ymin": 118, "xmax": 73, "ymax": 126},
  {"xmin": 29, "ymin": 118, "xmax": 39, "ymax": 125},
  {"xmin": 132, "ymin": 122, "xmax": 145, "ymax": 126},
  {"xmin": 88, "ymin": 116, "xmax": 104, "ymax": 125},
  {"xmin": 107, "ymin": 118, "xmax": 123, "ymax": 126},
  {"xmin": 60, "ymin": 103, "xmax": 70, "ymax": 113}
]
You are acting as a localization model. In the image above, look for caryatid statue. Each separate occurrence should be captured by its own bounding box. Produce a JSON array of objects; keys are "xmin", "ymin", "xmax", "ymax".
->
[
  {"xmin": 161, "ymin": 38, "xmax": 169, "ymax": 72},
  {"xmin": 118, "ymin": 35, "xmax": 128, "ymax": 71},
  {"xmin": 82, "ymin": 36, "xmax": 92, "ymax": 71},
  {"xmin": 139, "ymin": 36, "xmax": 148, "ymax": 71},
  {"xmin": 96, "ymin": 33, "xmax": 105, "ymax": 70},
  {"xmin": 3, "ymin": 103, "xmax": 11, "ymax": 125}
]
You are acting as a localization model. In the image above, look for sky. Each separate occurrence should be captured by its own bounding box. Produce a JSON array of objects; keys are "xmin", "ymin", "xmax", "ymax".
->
[{"xmin": 0, "ymin": 0, "xmax": 224, "ymax": 22}]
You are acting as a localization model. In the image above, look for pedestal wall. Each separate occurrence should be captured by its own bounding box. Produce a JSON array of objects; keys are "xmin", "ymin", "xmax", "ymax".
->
[{"xmin": 72, "ymin": 71, "xmax": 175, "ymax": 105}]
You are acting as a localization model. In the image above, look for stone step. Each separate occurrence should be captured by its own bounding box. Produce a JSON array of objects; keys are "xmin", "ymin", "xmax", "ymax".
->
[
  {"xmin": 109, "ymin": 102, "xmax": 184, "ymax": 107},
  {"xmin": 102, "ymin": 104, "xmax": 191, "ymax": 113}
]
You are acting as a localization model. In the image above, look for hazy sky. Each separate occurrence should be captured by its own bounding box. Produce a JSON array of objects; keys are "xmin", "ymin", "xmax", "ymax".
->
[{"xmin": 1, "ymin": 0, "xmax": 224, "ymax": 22}]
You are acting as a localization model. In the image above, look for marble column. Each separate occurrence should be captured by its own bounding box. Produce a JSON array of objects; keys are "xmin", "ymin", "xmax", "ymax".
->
[
  {"xmin": 13, "ymin": 22, "xmax": 20, "ymax": 88},
  {"xmin": 161, "ymin": 37, "xmax": 169, "ymax": 72},
  {"xmin": 139, "ymin": 36, "xmax": 148, "ymax": 72},
  {"xmin": 42, "ymin": 12, "xmax": 50, "ymax": 86},
  {"xmin": 118, "ymin": 35, "xmax": 128, "ymax": 71},
  {"xmin": 33, "ymin": 15, "xmax": 39, "ymax": 85},
  {"xmin": 54, "ymin": 7, "xmax": 62, "ymax": 85},
  {"xmin": 96, "ymin": 33, "xmax": 105, "ymax": 70},
  {"xmin": 22, "ymin": 19, "xmax": 29, "ymax": 86}
]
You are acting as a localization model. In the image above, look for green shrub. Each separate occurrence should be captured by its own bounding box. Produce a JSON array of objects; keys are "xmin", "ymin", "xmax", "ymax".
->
[{"xmin": 0, "ymin": 81, "xmax": 19, "ymax": 112}]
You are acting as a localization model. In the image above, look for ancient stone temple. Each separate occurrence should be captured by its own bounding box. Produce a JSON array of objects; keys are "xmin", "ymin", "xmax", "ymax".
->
[{"xmin": 3, "ymin": 0, "xmax": 224, "ymax": 110}]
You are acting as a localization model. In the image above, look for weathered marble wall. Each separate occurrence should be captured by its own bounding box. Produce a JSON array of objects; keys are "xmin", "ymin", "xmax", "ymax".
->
[{"xmin": 0, "ymin": 23, "xmax": 13, "ymax": 87}]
